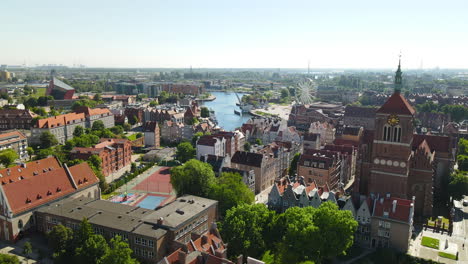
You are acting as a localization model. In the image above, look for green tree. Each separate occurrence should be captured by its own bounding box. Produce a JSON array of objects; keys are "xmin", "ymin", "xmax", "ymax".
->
[
  {"xmin": 110, "ymin": 126, "xmax": 124, "ymax": 135},
  {"xmin": 73, "ymin": 126, "xmax": 84, "ymax": 137},
  {"xmin": 288, "ymin": 153, "xmax": 301, "ymax": 176},
  {"xmin": 149, "ymin": 100, "xmax": 158, "ymax": 107},
  {"xmin": 74, "ymin": 218, "xmax": 93, "ymax": 247},
  {"xmin": 40, "ymin": 131, "xmax": 58, "ymax": 148},
  {"xmin": 48, "ymin": 224, "xmax": 73, "ymax": 253},
  {"xmin": 0, "ymin": 254, "xmax": 20, "ymax": 264},
  {"xmin": 442, "ymin": 104, "xmax": 468, "ymax": 122},
  {"xmin": 93, "ymin": 93, "xmax": 102, "ymax": 102},
  {"xmin": 123, "ymin": 123, "xmax": 131, "ymax": 131},
  {"xmin": 0, "ymin": 149, "xmax": 18, "ymax": 167},
  {"xmin": 35, "ymin": 148, "xmax": 54, "ymax": 159},
  {"xmin": 101, "ymin": 236, "xmax": 139, "ymax": 264},
  {"xmin": 176, "ymin": 141, "xmax": 195, "ymax": 163},
  {"xmin": 129, "ymin": 115, "xmax": 139, "ymax": 125},
  {"xmin": 92, "ymin": 120, "xmax": 105, "ymax": 131},
  {"xmin": 210, "ymin": 172, "xmax": 254, "ymax": 217},
  {"xmin": 458, "ymin": 155, "xmax": 468, "ymax": 171},
  {"xmin": 26, "ymin": 147, "xmax": 34, "ymax": 157},
  {"xmin": 87, "ymin": 155, "xmax": 102, "ymax": 169},
  {"xmin": 191, "ymin": 132, "xmax": 204, "ymax": 146},
  {"xmin": 170, "ymin": 159, "xmax": 215, "ymax": 197},
  {"xmin": 221, "ymin": 204, "xmax": 275, "ymax": 260},
  {"xmin": 74, "ymin": 234, "xmax": 109, "ymax": 264},
  {"xmin": 244, "ymin": 142, "xmax": 251, "ymax": 151},
  {"xmin": 23, "ymin": 241, "xmax": 32, "ymax": 263},
  {"xmin": 280, "ymin": 88, "xmax": 290, "ymax": 99},
  {"xmin": 201, "ymin": 107, "xmax": 210, "ymax": 118},
  {"xmin": 459, "ymin": 138, "xmax": 468, "ymax": 156},
  {"xmin": 255, "ymin": 138, "xmax": 263, "ymax": 145},
  {"xmin": 448, "ymin": 172, "xmax": 468, "ymax": 200}
]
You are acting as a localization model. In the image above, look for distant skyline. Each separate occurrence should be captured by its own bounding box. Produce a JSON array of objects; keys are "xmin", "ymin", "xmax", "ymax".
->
[{"xmin": 2, "ymin": 0, "xmax": 468, "ymax": 69}]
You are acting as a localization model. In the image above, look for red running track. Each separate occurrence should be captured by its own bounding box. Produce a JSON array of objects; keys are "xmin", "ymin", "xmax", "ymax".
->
[{"xmin": 132, "ymin": 167, "xmax": 173, "ymax": 194}]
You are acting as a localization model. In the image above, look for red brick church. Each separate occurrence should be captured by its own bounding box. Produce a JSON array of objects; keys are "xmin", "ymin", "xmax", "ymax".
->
[{"xmin": 357, "ymin": 60, "xmax": 451, "ymax": 218}]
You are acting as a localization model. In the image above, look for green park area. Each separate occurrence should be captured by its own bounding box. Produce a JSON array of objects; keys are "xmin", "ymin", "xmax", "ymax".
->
[
  {"xmin": 421, "ymin": 236, "xmax": 439, "ymax": 249},
  {"xmin": 438, "ymin": 252, "xmax": 457, "ymax": 260}
]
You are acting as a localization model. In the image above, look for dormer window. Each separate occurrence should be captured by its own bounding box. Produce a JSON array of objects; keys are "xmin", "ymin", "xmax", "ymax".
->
[
  {"xmin": 26, "ymin": 198, "xmax": 31, "ymax": 204},
  {"xmin": 37, "ymin": 194, "xmax": 42, "ymax": 200},
  {"xmin": 56, "ymin": 187, "xmax": 61, "ymax": 192}
]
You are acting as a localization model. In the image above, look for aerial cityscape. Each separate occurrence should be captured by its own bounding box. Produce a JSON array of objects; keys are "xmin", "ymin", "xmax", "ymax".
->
[{"xmin": 0, "ymin": 1, "xmax": 467, "ymax": 264}]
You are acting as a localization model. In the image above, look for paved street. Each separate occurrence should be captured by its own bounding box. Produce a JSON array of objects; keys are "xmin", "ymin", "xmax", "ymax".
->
[{"xmin": 408, "ymin": 201, "xmax": 468, "ymax": 264}]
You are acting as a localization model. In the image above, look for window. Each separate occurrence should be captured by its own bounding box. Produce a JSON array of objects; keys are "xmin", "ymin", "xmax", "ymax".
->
[{"xmin": 18, "ymin": 220, "xmax": 23, "ymax": 230}]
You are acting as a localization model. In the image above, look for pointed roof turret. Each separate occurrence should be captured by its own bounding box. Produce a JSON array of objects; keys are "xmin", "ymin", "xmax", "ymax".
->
[
  {"xmin": 377, "ymin": 57, "xmax": 415, "ymax": 115},
  {"xmin": 394, "ymin": 55, "xmax": 403, "ymax": 93}
]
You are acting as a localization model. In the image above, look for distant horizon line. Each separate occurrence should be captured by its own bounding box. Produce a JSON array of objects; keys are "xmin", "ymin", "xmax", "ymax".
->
[{"xmin": 4, "ymin": 66, "xmax": 468, "ymax": 71}]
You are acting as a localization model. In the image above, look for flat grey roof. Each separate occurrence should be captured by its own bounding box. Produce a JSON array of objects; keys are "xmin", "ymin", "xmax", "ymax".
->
[{"xmin": 143, "ymin": 195, "xmax": 217, "ymax": 229}]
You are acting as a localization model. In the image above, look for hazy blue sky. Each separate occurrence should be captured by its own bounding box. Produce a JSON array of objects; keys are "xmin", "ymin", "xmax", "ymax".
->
[{"xmin": 2, "ymin": 0, "xmax": 468, "ymax": 68}]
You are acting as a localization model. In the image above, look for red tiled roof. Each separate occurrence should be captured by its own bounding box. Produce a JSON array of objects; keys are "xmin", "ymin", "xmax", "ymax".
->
[
  {"xmin": 37, "ymin": 113, "xmax": 85, "ymax": 128},
  {"xmin": 412, "ymin": 134, "xmax": 451, "ymax": 153},
  {"xmin": 0, "ymin": 158, "xmax": 98, "ymax": 215},
  {"xmin": 376, "ymin": 93, "xmax": 415, "ymax": 115},
  {"xmin": 0, "ymin": 130, "xmax": 26, "ymax": 143},
  {"xmin": 373, "ymin": 197, "xmax": 413, "ymax": 223}
]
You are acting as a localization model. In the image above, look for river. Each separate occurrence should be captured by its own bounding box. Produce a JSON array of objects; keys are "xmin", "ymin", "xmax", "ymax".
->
[{"xmin": 201, "ymin": 92, "xmax": 251, "ymax": 131}]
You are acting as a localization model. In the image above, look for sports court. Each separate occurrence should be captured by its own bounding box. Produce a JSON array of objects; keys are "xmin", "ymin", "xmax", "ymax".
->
[
  {"xmin": 133, "ymin": 194, "xmax": 175, "ymax": 209},
  {"xmin": 132, "ymin": 167, "xmax": 173, "ymax": 194}
]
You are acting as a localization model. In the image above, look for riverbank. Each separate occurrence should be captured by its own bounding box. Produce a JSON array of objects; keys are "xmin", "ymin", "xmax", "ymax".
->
[
  {"xmin": 196, "ymin": 95, "xmax": 216, "ymax": 102},
  {"xmin": 250, "ymin": 104, "xmax": 292, "ymax": 120}
]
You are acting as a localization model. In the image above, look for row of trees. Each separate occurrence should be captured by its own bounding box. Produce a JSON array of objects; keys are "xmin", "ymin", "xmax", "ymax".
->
[
  {"xmin": 48, "ymin": 218, "xmax": 138, "ymax": 264},
  {"xmin": 221, "ymin": 202, "xmax": 357, "ymax": 264},
  {"xmin": 415, "ymin": 101, "xmax": 468, "ymax": 122},
  {"xmin": 448, "ymin": 139, "xmax": 468, "ymax": 201}
]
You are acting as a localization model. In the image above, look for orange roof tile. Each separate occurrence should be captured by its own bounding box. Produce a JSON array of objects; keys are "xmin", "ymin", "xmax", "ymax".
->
[
  {"xmin": 37, "ymin": 113, "xmax": 85, "ymax": 128},
  {"xmin": 0, "ymin": 158, "xmax": 98, "ymax": 215}
]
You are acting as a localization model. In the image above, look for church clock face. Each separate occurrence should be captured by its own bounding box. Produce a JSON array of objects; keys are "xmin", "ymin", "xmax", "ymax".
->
[{"xmin": 387, "ymin": 114, "xmax": 400, "ymax": 126}]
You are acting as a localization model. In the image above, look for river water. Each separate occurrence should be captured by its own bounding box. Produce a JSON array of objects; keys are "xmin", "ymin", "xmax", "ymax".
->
[{"xmin": 202, "ymin": 92, "xmax": 251, "ymax": 131}]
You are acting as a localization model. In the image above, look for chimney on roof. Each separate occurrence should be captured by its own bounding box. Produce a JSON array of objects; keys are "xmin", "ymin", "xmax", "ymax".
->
[
  {"xmin": 392, "ymin": 200, "xmax": 397, "ymax": 213},
  {"xmin": 157, "ymin": 217, "xmax": 164, "ymax": 225}
]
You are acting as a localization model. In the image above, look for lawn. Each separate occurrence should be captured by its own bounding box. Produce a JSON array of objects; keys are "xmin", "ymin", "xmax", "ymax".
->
[
  {"xmin": 421, "ymin": 236, "xmax": 440, "ymax": 249},
  {"xmin": 127, "ymin": 134, "xmax": 137, "ymax": 141},
  {"xmin": 102, "ymin": 192, "xmax": 118, "ymax": 200},
  {"xmin": 438, "ymin": 252, "xmax": 457, "ymax": 260},
  {"xmin": 33, "ymin": 87, "xmax": 46, "ymax": 97}
]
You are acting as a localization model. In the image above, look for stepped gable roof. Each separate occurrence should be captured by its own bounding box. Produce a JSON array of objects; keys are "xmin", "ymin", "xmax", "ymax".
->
[
  {"xmin": 0, "ymin": 158, "xmax": 98, "ymax": 215},
  {"xmin": 373, "ymin": 197, "xmax": 413, "ymax": 223},
  {"xmin": 143, "ymin": 121, "xmax": 159, "ymax": 132},
  {"xmin": 377, "ymin": 92, "xmax": 415, "ymax": 115},
  {"xmin": 412, "ymin": 134, "xmax": 451, "ymax": 153},
  {"xmin": 36, "ymin": 112, "xmax": 85, "ymax": 129},
  {"xmin": 231, "ymin": 151, "xmax": 263, "ymax": 167},
  {"xmin": 344, "ymin": 105, "xmax": 378, "ymax": 118}
]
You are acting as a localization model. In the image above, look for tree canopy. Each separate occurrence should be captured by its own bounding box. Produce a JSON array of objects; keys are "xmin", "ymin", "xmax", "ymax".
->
[
  {"xmin": 0, "ymin": 149, "xmax": 18, "ymax": 167},
  {"xmin": 170, "ymin": 159, "xmax": 216, "ymax": 197},
  {"xmin": 221, "ymin": 203, "xmax": 275, "ymax": 260},
  {"xmin": 40, "ymin": 131, "xmax": 58, "ymax": 148},
  {"xmin": 209, "ymin": 172, "xmax": 254, "ymax": 217},
  {"xmin": 448, "ymin": 172, "xmax": 468, "ymax": 201},
  {"xmin": 176, "ymin": 141, "xmax": 195, "ymax": 163},
  {"xmin": 201, "ymin": 107, "xmax": 210, "ymax": 118}
]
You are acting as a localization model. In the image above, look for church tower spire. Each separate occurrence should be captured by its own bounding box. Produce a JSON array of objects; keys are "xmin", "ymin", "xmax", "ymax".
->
[{"xmin": 394, "ymin": 54, "xmax": 402, "ymax": 94}]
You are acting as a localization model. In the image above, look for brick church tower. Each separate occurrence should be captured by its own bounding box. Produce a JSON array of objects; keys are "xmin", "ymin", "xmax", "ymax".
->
[
  {"xmin": 366, "ymin": 59, "xmax": 434, "ymax": 217},
  {"xmin": 368, "ymin": 58, "xmax": 416, "ymax": 198}
]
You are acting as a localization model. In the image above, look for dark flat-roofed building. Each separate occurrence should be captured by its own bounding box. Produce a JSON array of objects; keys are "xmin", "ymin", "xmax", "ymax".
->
[{"xmin": 36, "ymin": 195, "xmax": 219, "ymax": 263}]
